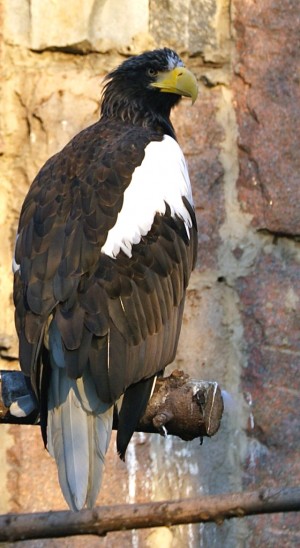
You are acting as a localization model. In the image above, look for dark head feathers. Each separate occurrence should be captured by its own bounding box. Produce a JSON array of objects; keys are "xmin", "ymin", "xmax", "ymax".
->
[
  {"xmin": 100, "ymin": 48, "xmax": 185, "ymax": 131},
  {"xmin": 104, "ymin": 48, "xmax": 182, "ymax": 78}
]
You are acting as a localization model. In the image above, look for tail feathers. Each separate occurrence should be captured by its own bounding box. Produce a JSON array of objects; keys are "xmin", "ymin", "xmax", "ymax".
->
[
  {"xmin": 47, "ymin": 366, "xmax": 113, "ymax": 511},
  {"xmin": 85, "ymin": 412, "xmax": 112, "ymax": 508}
]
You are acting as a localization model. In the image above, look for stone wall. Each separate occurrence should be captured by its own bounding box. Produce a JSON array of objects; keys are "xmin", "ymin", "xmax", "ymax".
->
[{"xmin": 0, "ymin": 0, "xmax": 299, "ymax": 546}]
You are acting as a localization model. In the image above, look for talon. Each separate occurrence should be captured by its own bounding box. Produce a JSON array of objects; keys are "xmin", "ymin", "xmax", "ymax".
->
[{"xmin": 159, "ymin": 425, "xmax": 168, "ymax": 437}]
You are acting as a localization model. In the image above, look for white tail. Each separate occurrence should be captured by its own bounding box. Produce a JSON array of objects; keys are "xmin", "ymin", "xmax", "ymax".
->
[{"xmin": 47, "ymin": 322, "xmax": 113, "ymax": 511}]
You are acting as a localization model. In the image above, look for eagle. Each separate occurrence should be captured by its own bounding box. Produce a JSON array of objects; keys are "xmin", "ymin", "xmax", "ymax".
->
[{"xmin": 13, "ymin": 48, "xmax": 198, "ymax": 511}]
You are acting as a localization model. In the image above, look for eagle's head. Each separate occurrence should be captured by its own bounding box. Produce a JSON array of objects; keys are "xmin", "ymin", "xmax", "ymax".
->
[{"xmin": 101, "ymin": 48, "xmax": 198, "ymax": 132}]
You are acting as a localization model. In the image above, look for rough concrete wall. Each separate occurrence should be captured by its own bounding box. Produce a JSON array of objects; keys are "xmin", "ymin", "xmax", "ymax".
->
[{"xmin": 0, "ymin": 0, "xmax": 299, "ymax": 547}]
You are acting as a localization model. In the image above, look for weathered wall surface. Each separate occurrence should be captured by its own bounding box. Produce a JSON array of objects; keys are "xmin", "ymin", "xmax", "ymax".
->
[
  {"xmin": 0, "ymin": 0, "xmax": 299, "ymax": 546},
  {"xmin": 232, "ymin": 1, "xmax": 300, "ymax": 545}
]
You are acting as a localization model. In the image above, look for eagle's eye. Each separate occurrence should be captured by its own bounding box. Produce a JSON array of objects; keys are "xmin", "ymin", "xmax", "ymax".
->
[{"xmin": 147, "ymin": 68, "xmax": 157, "ymax": 77}]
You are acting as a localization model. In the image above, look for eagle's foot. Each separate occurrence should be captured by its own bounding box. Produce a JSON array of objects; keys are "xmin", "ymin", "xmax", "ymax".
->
[
  {"xmin": 152, "ymin": 411, "xmax": 173, "ymax": 436},
  {"xmin": 10, "ymin": 394, "xmax": 37, "ymax": 418}
]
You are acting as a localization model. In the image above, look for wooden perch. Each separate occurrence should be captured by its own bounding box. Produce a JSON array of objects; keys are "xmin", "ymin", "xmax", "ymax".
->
[
  {"xmin": 1, "ymin": 487, "xmax": 300, "ymax": 541},
  {"xmin": 0, "ymin": 369, "xmax": 223, "ymax": 440}
]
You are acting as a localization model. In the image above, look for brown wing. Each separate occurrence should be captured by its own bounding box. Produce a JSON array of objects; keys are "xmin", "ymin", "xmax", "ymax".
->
[
  {"xmin": 14, "ymin": 119, "xmax": 162, "ymax": 377},
  {"xmin": 13, "ymin": 118, "xmax": 197, "ymax": 455}
]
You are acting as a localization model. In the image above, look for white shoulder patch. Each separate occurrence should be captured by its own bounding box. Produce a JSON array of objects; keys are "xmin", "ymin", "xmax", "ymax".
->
[{"xmin": 101, "ymin": 135, "xmax": 193, "ymax": 259}]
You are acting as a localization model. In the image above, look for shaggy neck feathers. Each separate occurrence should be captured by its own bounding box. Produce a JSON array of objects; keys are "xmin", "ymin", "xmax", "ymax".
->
[{"xmin": 100, "ymin": 84, "xmax": 178, "ymax": 138}]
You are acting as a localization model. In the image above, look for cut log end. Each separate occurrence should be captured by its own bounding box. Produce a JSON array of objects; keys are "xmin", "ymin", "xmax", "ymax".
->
[{"xmin": 136, "ymin": 369, "xmax": 224, "ymax": 440}]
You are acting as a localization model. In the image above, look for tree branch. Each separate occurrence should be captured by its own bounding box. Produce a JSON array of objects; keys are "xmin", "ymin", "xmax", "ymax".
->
[
  {"xmin": 0, "ymin": 369, "xmax": 223, "ymax": 440},
  {"xmin": 1, "ymin": 487, "xmax": 300, "ymax": 541}
]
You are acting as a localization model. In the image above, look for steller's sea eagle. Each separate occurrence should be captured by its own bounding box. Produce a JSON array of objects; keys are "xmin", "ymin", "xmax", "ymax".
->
[{"xmin": 13, "ymin": 48, "xmax": 198, "ymax": 510}]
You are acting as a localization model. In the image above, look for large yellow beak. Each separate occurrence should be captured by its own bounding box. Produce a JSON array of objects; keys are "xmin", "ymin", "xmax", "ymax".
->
[{"xmin": 151, "ymin": 66, "xmax": 198, "ymax": 104}]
